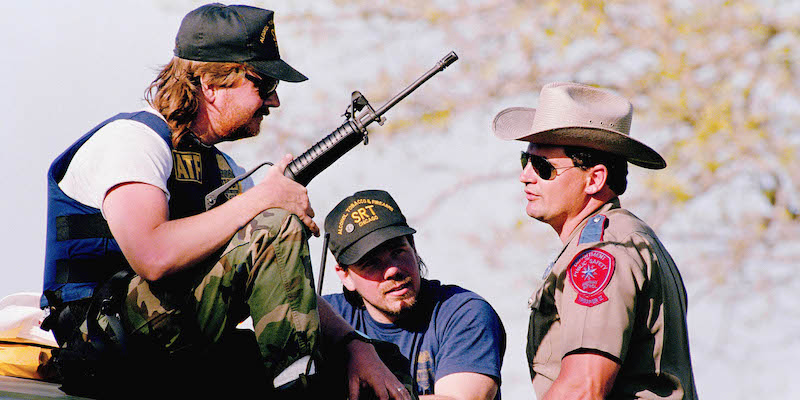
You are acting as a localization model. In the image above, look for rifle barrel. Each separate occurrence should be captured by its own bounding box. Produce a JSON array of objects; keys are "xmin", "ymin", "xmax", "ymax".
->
[{"xmin": 361, "ymin": 51, "xmax": 458, "ymax": 126}]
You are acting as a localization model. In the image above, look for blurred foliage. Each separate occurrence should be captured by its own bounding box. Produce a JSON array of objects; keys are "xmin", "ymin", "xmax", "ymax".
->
[
  {"xmin": 303, "ymin": 0, "xmax": 800, "ymax": 291},
  {"xmin": 310, "ymin": 0, "xmax": 798, "ymax": 201}
]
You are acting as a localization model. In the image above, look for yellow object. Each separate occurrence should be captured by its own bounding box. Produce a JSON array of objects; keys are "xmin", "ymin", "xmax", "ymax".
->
[
  {"xmin": 0, "ymin": 292, "xmax": 59, "ymax": 381},
  {"xmin": 0, "ymin": 341, "xmax": 55, "ymax": 380}
]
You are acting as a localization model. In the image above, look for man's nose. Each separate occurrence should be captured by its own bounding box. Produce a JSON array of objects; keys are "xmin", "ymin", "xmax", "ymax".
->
[
  {"xmin": 264, "ymin": 91, "xmax": 280, "ymax": 108},
  {"xmin": 520, "ymin": 162, "xmax": 538, "ymax": 184},
  {"xmin": 384, "ymin": 264, "xmax": 406, "ymax": 280}
]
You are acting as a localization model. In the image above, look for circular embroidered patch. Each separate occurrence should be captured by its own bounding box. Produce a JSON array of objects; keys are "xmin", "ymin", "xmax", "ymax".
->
[{"xmin": 567, "ymin": 248, "xmax": 615, "ymax": 307}]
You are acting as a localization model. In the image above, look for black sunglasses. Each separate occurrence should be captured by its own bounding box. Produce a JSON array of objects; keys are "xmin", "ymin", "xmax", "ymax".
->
[
  {"xmin": 245, "ymin": 74, "xmax": 279, "ymax": 99},
  {"xmin": 520, "ymin": 151, "xmax": 577, "ymax": 180}
]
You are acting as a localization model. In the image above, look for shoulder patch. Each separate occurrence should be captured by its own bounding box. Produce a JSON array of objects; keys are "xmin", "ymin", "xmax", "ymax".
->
[{"xmin": 567, "ymin": 248, "xmax": 615, "ymax": 307}]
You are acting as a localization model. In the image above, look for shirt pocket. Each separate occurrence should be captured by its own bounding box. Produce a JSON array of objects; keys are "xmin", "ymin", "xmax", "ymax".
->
[{"xmin": 526, "ymin": 283, "xmax": 558, "ymax": 368}]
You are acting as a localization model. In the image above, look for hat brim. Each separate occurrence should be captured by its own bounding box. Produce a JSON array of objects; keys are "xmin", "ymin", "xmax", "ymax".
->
[
  {"xmin": 492, "ymin": 107, "xmax": 666, "ymax": 169},
  {"xmin": 247, "ymin": 59, "xmax": 307, "ymax": 82},
  {"xmin": 337, "ymin": 225, "xmax": 417, "ymax": 266}
]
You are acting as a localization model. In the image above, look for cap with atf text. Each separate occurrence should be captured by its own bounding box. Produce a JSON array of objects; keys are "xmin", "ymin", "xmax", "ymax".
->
[
  {"xmin": 174, "ymin": 3, "xmax": 307, "ymax": 82},
  {"xmin": 325, "ymin": 190, "xmax": 416, "ymax": 265}
]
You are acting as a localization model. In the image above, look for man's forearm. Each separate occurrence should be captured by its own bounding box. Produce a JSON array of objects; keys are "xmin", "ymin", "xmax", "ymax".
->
[{"xmin": 542, "ymin": 353, "xmax": 620, "ymax": 400}]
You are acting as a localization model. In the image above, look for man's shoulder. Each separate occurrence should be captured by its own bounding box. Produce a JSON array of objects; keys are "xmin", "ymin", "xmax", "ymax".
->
[
  {"xmin": 423, "ymin": 280, "xmax": 499, "ymax": 320},
  {"xmin": 322, "ymin": 292, "xmax": 358, "ymax": 317},
  {"xmin": 322, "ymin": 292, "xmax": 348, "ymax": 307},
  {"xmin": 322, "ymin": 293, "xmax": 366, "ymax": 329},
  {"xmin": 426, "ymin": 280, "xmax": 483, "ymax": 302},
  {"xmin": 90, "ymin": 110, "xmax": 170, "ymax": 149},
  {"xmin": 603, "ymin": 207, "xmax": 657, "ymax": 239},
  {"xmin": 574, "ymin": 207, "xmax": 660, "ymax": 251},
  {"xmin": 569, "ymin": 207, "xmax": 671, "ymax": 279}
]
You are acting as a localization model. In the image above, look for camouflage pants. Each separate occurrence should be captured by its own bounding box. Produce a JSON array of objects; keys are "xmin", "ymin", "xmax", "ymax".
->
[{"xmin": 121, "ymin": 208, "xmax": 321, "ymax": 384}]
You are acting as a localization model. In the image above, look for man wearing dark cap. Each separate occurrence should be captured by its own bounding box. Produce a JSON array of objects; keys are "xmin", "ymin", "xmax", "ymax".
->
[
  {"xmin": 492, "ymin": 82, "xmax": 698, "ymax": 399},
  {"xmin": 322, "ymin": 190, "xmax": 506, "ymax": 400},
  {"xmin": 41, "ymin": 4, "xmax": 410, "ymax": 398}
]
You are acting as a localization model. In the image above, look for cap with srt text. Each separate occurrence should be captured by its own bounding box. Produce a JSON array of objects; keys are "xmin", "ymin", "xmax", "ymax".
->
[
  {"xmin": 325, "ymin": 190, "xmax": 417, "ymax": 266},
  {"xmin": 174, "ymin": 3, "xmax": 307, "ymax": 82}
]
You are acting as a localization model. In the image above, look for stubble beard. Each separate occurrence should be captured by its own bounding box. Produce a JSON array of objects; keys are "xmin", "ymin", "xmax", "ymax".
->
[
  {"xmin": 228, "ymin": 123, "xmax": 258, "ymax": 141},
  {"xmin": 370, "ymin": 282, "xmax": 419, "ymax": 321},
  {"xmin": 226, "ymin": 116, "xmax": 261, "ymax": 141},
  {"xmin": 373, "ymin": 296, "xmax": 418, "ymax": 321},
  {"xmin": 220, "ymin": 105, "xmax": 264, "ymax": 142}
]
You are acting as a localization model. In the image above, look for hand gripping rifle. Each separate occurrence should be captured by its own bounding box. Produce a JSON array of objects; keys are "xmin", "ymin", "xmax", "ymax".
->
[{"xmin": 204, "ymin": 51, "xmax": 458, "ymax": 211}]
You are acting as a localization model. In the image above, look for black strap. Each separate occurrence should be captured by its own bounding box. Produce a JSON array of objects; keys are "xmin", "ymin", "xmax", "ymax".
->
[
  {"xmin": 54, "ymin": 253, "xmax": 127, "ymax": 284},
  {"xmin": 56, "ymin": 213, "xmax": 114, "ymax": 241}
]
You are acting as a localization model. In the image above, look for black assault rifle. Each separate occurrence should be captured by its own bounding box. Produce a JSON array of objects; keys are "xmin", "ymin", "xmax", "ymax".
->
[{"xmin": 204, "ymin": 51, "xmax": 458, "ymax": 211}]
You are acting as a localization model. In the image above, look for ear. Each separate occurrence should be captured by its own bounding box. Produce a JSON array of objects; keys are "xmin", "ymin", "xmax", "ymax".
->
[
  {"xmin": 200, "ymin": 79, "xmax": 217, "ymax": 104},
  {"xmin": 584, "ymin": 164, "xmax": 608, "ymax": 195},
  {"xmin": 334, "ymin": 264, "xmax": 357, "ymax": 291}
]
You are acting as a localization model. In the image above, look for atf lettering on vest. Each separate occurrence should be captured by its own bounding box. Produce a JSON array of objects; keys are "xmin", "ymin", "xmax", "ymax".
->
[{"xmin": 173, "ymin": 151, "xmax": 203, "ymax": 183}]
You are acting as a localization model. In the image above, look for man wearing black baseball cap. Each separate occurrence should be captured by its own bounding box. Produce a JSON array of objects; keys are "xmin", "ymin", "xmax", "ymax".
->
[
  {"xmin": 42, "ymin": 4, "xmax": 409, "ymax": 398},
  {"xmin": 174, "ymin": 2, "xmax": 308, "ymax": 83},
  {"xmin": 323, "ymin": 190, "xmax": 507, "ymax": 400}
]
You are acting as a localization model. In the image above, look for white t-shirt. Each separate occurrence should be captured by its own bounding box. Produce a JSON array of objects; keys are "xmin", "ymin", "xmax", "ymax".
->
[{"xmin": 58, "ymin": 108, "xmax": 251, "ymax": 216}]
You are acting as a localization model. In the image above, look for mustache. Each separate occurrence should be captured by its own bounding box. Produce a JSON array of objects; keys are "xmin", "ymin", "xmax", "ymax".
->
[
  {"xmin": 381, "ymin": 277, "xmax": 413, "ymax": 295},
  {"xmin": 257, "ymin": 105, "xmax": 271, "ymax": 117}
]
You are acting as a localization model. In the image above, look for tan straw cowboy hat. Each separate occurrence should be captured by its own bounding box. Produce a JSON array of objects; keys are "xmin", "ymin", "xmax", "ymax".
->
[{"xmin": 492, "ymin": 82, "xmax": 666, "ymax": 169}]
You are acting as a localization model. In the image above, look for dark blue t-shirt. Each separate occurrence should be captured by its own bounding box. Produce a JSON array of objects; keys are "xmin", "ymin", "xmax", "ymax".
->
[{"xmin": 324, "ymin": 279, "xmax": 506, "ymax": 397}]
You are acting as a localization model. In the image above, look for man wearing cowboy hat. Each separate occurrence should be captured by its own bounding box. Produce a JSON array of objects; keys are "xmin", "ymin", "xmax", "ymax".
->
[{"xmin": 493, "ymin": 82, "xmax": 698, "ymax": 399}]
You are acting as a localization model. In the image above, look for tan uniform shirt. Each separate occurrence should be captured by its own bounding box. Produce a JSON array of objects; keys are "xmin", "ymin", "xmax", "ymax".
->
[{"xmin": 527, "ymin": 199, "xmax": 698, "ymax": 399}]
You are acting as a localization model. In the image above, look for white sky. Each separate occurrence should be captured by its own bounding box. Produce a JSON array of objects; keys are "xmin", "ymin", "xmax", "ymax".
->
[{"xmin": 0, "ymin": 0, "xmax": 180, "ymax": 299}]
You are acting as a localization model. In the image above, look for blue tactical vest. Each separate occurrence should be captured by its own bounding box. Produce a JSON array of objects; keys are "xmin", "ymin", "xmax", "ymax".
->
[{"xmin": 42, "ymin": 111, "xmax": 241, "ymax": 307}]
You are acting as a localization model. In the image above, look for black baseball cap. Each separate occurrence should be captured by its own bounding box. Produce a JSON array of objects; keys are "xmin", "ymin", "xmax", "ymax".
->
[
  {"xmin": 325, "ymin": 190, "xmax": 417, "ymax": 265},
  {"xmin": 174, "ymin": 3, "xmax": 307, "ymax": 82}
]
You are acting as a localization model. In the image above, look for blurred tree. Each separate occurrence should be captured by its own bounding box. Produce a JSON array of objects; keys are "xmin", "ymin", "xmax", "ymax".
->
[{"xmin": 304, "ymin": 0, "xmax": 800, "ymax": 283}]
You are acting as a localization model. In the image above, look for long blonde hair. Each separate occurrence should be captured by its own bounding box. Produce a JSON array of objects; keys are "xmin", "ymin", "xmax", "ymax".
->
[{"xmin": 145, "ymin": 57, "xmax": 257, "ymax": 147}]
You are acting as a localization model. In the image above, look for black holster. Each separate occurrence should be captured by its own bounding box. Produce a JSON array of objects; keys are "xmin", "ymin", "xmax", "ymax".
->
[{"xmin": 41, "ymin": 270, "xmax": 134, "ymax": 398}]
